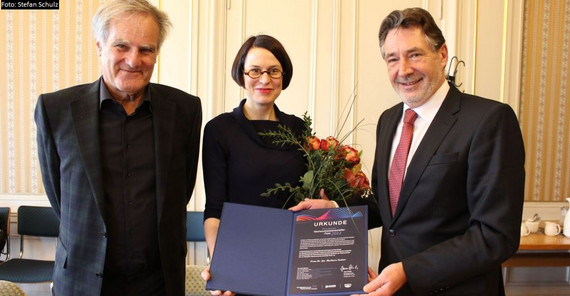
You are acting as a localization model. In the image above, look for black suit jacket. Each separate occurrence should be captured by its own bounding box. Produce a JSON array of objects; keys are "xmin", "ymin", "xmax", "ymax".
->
[
  {"xmin": 371, "ymin": 84, "xmax": 525, "ymax": 295},
  {"xmin": 35, "ymin": 78, "xmax": 202, "ymax": 296}
]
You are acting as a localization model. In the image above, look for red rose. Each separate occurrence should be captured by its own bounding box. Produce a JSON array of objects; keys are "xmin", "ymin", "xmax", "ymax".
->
[
  {"xmin": 344, "ymin": 168, "xmax": 370, "ymax": 190},
  {"xmin": 343, "ymin": 168, "xmax": 356, "ymax": 187},
  {"xmin": 305, "ymin": 136, "xmax": 321, "ymax": 151},
  {"xmin": 353, "ymin": 171, "xmax": 370, "ymax": 189},
  {"xmin": 320, "ymin": 136, "xmax": 339, "ymax": 151},
  {"xmin": 342, "ymin": 145, "xmax": 360, "ymax": 165}
]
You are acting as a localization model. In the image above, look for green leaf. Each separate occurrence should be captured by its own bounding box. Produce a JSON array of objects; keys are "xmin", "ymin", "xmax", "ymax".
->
[{"xmin": 301, "ymin": 171, "xmax": 314, "ymax": 190}]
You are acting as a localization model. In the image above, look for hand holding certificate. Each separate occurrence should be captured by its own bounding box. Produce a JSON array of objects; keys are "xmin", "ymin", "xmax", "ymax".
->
[{"xmin": 206, "ymin": 203, "xmax": 368, "ymax": 296}]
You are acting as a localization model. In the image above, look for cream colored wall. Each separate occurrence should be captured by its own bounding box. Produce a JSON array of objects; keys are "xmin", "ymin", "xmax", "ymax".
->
[
  {"xmin": 0, "ymin": 1, "xmax": 102, "ymax": 210},
  {"xmin": 0, "ymin": 0, "xmax": 526, "ymax": 269}
]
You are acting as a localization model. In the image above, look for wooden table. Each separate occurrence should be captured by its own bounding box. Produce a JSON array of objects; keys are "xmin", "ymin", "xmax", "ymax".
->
[{"xmin": 502, "ymin": 233, "xmax": 570, "ymax": 267}]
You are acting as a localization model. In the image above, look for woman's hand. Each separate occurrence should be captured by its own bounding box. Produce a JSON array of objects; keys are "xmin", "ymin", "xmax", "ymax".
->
[
  {"xmin": 201, "ymin": 265, "xmax": 236, "ymax": 296},
  {"xmin": 288, "ymin": 189, "xmax": 337, "ymax": 211},
  {"xmin": 367, "ymin": 266, "xmax": 378, "ymax": 282}
]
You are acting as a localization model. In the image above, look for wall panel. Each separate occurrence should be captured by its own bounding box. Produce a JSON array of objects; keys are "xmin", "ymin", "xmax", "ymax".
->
[{"xmin": 520, "ymin": 0, "xmax": 570, "ymax": 202}]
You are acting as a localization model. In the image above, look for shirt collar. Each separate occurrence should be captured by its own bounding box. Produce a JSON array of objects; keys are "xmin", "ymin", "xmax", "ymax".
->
[
  {"xmin": 404, "ymin": 81, "xmax": 449, "ymax": 124},
  {"xmin": 98, "ymin": 77, "xmax": 152, "ymax": 111}
]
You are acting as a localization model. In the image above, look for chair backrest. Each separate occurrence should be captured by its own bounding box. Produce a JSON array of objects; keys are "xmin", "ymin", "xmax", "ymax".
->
[
  {"xmin": 186, "ymin": 211, "xmax": 205, "ymax": 242},
  {"xmin": 17, "ymin": 206, "xmax": 59, "ymax": 259},
  {"xmin": 17, "ymin": 206, "xmax": 59, "ymax": 238}
]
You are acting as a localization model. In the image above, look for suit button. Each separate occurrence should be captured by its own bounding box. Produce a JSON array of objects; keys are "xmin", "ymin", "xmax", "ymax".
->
[
  {"xmin": 389, "ymin": 229, "xmax": 395, "ymax": 236},
  {"xmin": 96, "ymin": 272, "xmax": 104, "ymax": 277},
  {"xmin": 100, "ymin": 232, "xmax": 107, "ymax": 238}
]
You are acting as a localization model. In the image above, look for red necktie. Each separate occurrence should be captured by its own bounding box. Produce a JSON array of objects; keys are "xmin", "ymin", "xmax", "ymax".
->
[{"xmin": 389, "ymin": 109, "xmax": 418, "ymax": 216}]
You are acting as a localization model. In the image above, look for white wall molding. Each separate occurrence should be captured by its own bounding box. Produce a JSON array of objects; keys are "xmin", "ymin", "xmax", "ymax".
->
[
  {"xmin": 0, "ymin": 194, "xmax": 51, "ymax": 210},
  {"xmin": 502, "ymin": 0, "xmax": 524, "ymax": 112}
]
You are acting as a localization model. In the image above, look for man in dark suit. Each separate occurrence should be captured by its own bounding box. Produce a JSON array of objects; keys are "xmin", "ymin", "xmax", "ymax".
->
[
  {"xmin": 352, "ymin": 8, "xmax": 525, "ymax": 296},
  {"xmin": 34, "ymin": 0, "xmax": 202, "ymax": 295}
]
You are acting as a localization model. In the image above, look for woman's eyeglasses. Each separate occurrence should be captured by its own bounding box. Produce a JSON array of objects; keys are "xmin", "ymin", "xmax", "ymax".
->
[{"xmin": 244, "ymin": 68, "xmax": 284, "ymax": 79}]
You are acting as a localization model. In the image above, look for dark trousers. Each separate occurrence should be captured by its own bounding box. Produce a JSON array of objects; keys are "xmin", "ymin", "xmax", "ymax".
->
[{"xmin": 101, "ymin": 268, "xmax": 166, "ymax": 296}]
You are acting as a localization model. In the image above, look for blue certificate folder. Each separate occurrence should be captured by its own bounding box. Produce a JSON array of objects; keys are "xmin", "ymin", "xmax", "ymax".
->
[{"xmin": 206, "ymin": 202, "xmax": 367, "ymax": 296}]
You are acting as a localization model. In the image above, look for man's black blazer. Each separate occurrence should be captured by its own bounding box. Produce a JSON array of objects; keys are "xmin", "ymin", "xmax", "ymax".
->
[
  {"xmin": 372, "ymin": 83, "xmax": 525, "ymax": 295},
  {"xmin": 35, "ymin": 78, "xmax": 202, "ymax": 296}
]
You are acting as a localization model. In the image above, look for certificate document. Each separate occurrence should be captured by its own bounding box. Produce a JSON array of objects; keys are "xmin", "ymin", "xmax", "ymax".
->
[
  {"xmin": 288, "ymin": 207, "xmax": 367, "ymax": 295},
  {"xmin": 206, "ymin": 202, "xmax": 367, "ymax": 296}
]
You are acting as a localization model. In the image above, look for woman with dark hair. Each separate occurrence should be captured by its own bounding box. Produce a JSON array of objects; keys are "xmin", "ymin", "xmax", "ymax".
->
[{"xmin": 201, "ymin": 34, "xmax": 305, "ymax": 296}]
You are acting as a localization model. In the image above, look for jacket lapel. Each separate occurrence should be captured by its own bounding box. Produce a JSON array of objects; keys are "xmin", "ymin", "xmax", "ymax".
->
[
  {"xmin": 70, "ymin": 80, "xmax": 107, "ymax": 222},
  {"xmin": 393, "ymin": 85, "xmax": 461, "ymax": 220},
  {"xmin": 377, "ymin": 104, "xmax": 404, "ymax": 222},
  {"xmin": 150, "ymin": 84, "xmax": 176, "ymax": 223}
]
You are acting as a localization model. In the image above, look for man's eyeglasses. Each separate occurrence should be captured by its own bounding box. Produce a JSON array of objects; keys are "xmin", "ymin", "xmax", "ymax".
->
[{"xmin": 244, "ymin": 68, "xmax": 284, "ymax": 79}]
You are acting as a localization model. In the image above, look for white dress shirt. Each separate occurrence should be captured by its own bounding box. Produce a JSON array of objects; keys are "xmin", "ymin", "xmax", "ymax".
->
[{"xmin": 389, "ymin": 82, "xmax": 450, "ymax": 178}]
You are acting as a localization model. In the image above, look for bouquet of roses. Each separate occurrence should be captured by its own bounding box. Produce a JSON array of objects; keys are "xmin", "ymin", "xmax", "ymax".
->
[{"xmin": 260, "ymin": 113, "xmax": 371, "ymax": 207}]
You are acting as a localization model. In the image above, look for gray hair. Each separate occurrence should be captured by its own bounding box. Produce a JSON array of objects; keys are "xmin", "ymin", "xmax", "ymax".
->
[
  {"xmin": 378, "ymin": 7, "xmax": 445, "ymax": 59},
  {"xmin": 92, "ymin": 0, "xmax": 172, "ymax": 49}
]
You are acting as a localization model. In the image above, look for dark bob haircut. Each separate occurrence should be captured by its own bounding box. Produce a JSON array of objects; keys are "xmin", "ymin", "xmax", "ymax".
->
[{"xmin": 231, "ymin": 34, "xmax": 293, "ymax": 90}]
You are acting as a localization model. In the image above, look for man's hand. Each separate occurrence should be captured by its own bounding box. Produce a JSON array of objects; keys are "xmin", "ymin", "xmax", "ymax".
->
[
  {"xmin": 351, "ymin": 262, "xmax": 407, "ymax": 296},
  {"xmin": 288, "ymin": 189, "xmax": 337, "ymax": 211}
]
